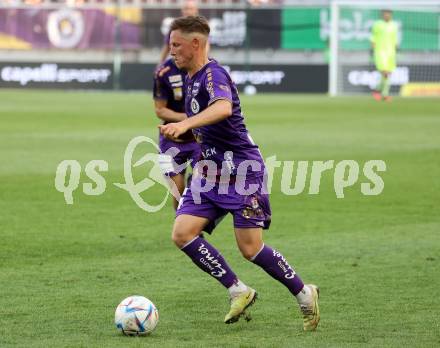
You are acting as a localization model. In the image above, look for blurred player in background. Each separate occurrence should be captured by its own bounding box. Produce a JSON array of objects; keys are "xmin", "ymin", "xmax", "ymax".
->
[
  {"xmin": 158, "ymin": 0, "xmax": 199, "ymax": 63},
  {"xmin": 160, "ymin": 16, "xmax": 320, "ymax": 330},
  {"xmin": 153, "ymin": 57, "xmax": 201, "ymax": 210},
  {"xmin": 370, "ymin": 9, "xmax": 398, "ymax": 101}
]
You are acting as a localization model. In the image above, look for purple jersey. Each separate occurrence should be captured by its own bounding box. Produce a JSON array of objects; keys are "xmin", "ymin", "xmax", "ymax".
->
[
  {"xmin": 153, "ymin": 58, "xmax": 197, "ymax": 146},
  {"xmin": 153, "ymin": 58, "xmax": 185, "ymax": 116},
  {"xmin": 153, "ymin": 58, "xmax": 200, "ymax": 174},
  {"xmin": 184, "ymin": 60, "xmax": 264, "ymax": 177}
]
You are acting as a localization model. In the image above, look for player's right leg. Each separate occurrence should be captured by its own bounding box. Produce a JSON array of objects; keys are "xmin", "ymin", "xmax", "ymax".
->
[
  {"xmin": 299, "ymin": 284, "xmax": 320, "ymax": 331},
  {"xmin": 175, "ymin": 180, "xmax": 260, "ymax": 324},
  {"xmin": 173, "ymin": 215, "xmax": 252, "ymax": 322},
  {"xmin": 171, "ymin": 214, "xmax": 207, "ymax": 247},
  {"xmin": 222, "ymin": 227, "xmax": 261, "ymax": 324},
  {"xmin": 374, "ymin": 52, "xmax": 393, "ymax": 101}
]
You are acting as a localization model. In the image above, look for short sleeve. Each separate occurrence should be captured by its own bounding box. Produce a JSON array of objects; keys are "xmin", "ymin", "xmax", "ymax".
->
[{"xmin": 204, "ymin": 68, "xmax": 233, "ymax": 106}]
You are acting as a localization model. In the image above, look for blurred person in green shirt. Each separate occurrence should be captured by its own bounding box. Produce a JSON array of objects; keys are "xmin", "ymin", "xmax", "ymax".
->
[{"xmin": 370, "ymin": 9, "xmax": 398, "ymax": 101}]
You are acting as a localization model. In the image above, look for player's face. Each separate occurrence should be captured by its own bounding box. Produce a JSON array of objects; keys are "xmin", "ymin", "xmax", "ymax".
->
[
  {"xmin": 170, "ymin": 30, "xmax": 194, "ymax": 70},
  {"xmin": 382, "ymin": 11, "xmax": 392, "ymax": 21}
]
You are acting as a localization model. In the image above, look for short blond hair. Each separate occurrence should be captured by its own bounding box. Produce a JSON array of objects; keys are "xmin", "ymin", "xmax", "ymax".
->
[{"xmin": 170, "ymin": 16, "xmax": 210, "ymax": 36}]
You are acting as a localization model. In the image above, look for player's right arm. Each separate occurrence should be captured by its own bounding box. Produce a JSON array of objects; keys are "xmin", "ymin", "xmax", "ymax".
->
[
  {"xmin": 159, "ymin": 100, "xmax": 232, "ymax": 140},
  {"xmin": 159, "ymin": 68, "xmax": 234, "ymax": 139},
  {"xmin": 154, "ymin": 99, "xmax": 186, "ymax": 122}
]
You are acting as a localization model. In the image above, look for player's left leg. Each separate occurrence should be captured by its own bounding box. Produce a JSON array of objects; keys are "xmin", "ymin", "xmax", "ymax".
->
[
  {"xmin": 234, "ymin": 227, "xmax": 320, "ymax": 331},
  {"xmin": 379, "ymin": 53, "xmax": 396, "ymax": 101},
  {"xmin": 380, "ymin": 71, "xmax": 391, "ymax": 100},
  {"xmin": 373, "ymin": 52, "xmax": 385, "ymax": 100},
  {"xmin": 372, "ymin": 71, "xmax": 384, "ymax": 101}
]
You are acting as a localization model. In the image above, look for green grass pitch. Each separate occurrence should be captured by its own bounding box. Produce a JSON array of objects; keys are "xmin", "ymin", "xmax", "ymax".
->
[{"xmin": 0, "ymin": 90, "xmax": 439, "ymax": 347}]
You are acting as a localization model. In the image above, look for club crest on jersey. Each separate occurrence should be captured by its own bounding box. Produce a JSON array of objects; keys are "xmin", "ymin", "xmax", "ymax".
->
[{"xmin": 191, "ymin": 97, "xmax": 200, "ymax": 114}]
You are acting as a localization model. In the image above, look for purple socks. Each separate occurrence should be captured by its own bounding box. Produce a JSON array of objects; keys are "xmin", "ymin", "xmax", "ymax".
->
[
  {"xmin": 181, "ymin": 238, "xmax": 304, "ymax": 296},
  {"xmin": 181, "ymin": 236, "xmax": 237, "ymax": 288},
  {"xmin": 252, "ymin": 245, "xmax": 304, "ymax": 295}
]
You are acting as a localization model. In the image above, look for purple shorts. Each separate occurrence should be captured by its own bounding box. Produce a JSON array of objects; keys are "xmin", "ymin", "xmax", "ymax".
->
[
  {"xmin": 159, "ymin": 136, "xmax": 201, "ymax": 177},
  {"xmin": 176, "ymin": 175, "xmax": 272, "ymax": 233}
]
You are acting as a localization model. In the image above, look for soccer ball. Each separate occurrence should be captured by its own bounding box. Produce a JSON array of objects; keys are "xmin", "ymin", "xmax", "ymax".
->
[{"xmin": 115, "ymin": 295, "xmax": 159, "ymax": 336}]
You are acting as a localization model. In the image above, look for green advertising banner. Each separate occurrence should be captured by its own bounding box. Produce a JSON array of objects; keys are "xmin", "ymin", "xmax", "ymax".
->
[
  {"xmin": 282, "ymin": 7, "xmax": 440, "ymax": 51},
  {"xmin": 394, "ymin": 9, "xmax": 439, "ymax": 51},
  {"xmin": 281, "ymin": 8, "xmax": 324, "ymax": 49}
]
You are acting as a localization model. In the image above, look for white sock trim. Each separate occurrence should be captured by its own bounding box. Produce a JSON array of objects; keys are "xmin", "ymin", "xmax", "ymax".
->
[
  {"xmin": 180, "ymin": 235, "xmax": 199, "ymax": 250},
  {"xmin": 228, "ymin": 279, "xmax": 248, "ymax": 296},
  {"xmin": 295, "ymin": 285, "xmax": 311, "ymax": 304},
  {"xmin": 249, "ymin": 244, "xmax": 265, "ymax": 262}
]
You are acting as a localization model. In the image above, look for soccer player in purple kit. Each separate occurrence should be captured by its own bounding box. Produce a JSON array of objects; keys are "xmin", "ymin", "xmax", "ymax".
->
[
  {"xmin": 153, "ymin": 57, "xmax": 201, "ymax": 210},
  {"xmin": 159, "ymin": 16, "xmax": 320, "ymax": 330}
]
